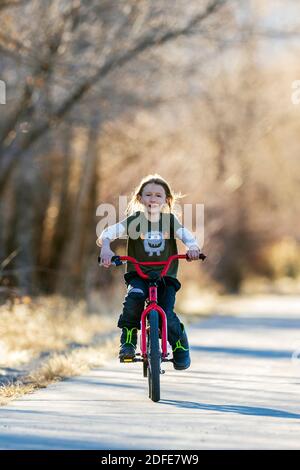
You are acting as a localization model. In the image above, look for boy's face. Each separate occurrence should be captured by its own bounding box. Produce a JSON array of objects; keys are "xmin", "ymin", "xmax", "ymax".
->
[{"xmin": 140, "ymin": 183, "xmax": 167, "ymax": 215}]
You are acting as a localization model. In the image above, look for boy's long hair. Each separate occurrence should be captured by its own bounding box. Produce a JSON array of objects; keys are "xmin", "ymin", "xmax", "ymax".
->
[{"xmin": 125, "ymin": 174, "xmax": 183, "ymax": 216}]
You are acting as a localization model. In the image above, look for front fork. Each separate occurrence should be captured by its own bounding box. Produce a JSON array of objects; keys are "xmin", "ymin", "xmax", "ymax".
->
[{"xmin": 140, "ymin": 303, "xmax": 168, "ymax": 359}]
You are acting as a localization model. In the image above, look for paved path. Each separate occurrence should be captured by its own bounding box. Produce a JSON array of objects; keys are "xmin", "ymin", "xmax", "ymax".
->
[{"xmin": 1, "ymin": 310, "xmax": 300, "ymax": 449}]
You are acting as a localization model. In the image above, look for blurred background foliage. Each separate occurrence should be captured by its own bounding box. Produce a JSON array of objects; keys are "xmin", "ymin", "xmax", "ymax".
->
[{"xmin": 0, "ymin": 0, "xmax": 300, "ymax": 306}]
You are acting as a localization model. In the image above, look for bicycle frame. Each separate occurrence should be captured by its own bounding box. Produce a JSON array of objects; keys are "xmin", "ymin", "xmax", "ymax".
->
[
  {"xmin": 111, "ymin": 254, "xmax": 190, "ymax": 360},
  {"xmin": 103, "ymin": 251, "xmax": 206, "ymax": 402}
]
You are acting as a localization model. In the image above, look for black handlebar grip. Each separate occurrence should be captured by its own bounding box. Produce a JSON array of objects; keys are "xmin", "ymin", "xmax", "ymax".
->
[
  {"xmin": 185, "ymin": 253, "xmax": 207, "ymax": 261},
  {"xmin": 111, "ymin": 255, "xmax": 123, "ymax": 266}
]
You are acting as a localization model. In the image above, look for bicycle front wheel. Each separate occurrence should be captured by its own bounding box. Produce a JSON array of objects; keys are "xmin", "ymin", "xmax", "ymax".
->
[{"xmin": 147, "ymin": 309, "xmax": 161, "ymax": 402}]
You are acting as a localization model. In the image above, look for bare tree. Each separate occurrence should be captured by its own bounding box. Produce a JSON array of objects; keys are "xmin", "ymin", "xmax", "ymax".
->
[{"xmin": 0, "ymin": 0, "xmax": 227, "ymax": 194}]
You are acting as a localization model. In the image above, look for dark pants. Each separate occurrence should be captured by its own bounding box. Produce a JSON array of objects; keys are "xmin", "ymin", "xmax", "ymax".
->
[{"xmin": 117, "ymin": 275, "xmax": 183, "ymax": 347}]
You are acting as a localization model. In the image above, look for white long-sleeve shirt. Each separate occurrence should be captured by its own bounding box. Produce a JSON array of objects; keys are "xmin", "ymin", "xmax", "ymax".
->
[
  {"xmin": 96, "ymin": 212, "xmax": 199, "ymax": 248},
  {"xmin": 97, "ymin": 211, "xmax": 200, "ymax": 278}
]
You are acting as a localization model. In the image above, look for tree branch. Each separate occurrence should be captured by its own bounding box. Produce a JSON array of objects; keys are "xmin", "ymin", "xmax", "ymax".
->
[
  {"xmin": 0, "ymin": 0, "xmax": 29, "ymax": 11},
  {"xmin": 0, "ymin": 0, "xmax": 227, "ymax": 191},
  {"xmin": 29, "ymin": 0, "xmax": 228, "ymax": 142}
]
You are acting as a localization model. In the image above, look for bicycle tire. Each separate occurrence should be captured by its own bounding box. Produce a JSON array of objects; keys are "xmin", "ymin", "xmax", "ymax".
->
[
  {"xmin": 143, "ymin": 359, "xmax": 148, "ymax": 378},
  {"xmin": 147, "ymin": 309, "xmax": 161, "ymax": 402}
]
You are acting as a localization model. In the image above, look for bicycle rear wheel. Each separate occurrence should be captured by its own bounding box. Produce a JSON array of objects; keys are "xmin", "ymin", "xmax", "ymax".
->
[{"xmin": 147, "ymin": 309, "xmax": 161, "ymax": 402}]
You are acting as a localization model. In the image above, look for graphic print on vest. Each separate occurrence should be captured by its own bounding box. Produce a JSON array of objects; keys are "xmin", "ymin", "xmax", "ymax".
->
[{"xmin": 142, "ymin": 231, "xmax": 165, "ymax": 256}]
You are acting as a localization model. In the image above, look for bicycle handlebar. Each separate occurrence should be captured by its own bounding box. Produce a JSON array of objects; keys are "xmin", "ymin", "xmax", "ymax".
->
[{"xmin": 100, "ymin": 253, "xmax": 206, "ymax": 280}]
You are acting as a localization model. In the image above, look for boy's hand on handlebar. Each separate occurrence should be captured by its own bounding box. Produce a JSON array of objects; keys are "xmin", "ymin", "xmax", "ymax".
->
[
  {"xmin": 99, "ymin": 247, "xmax": 115, "ymax": 268},
  {"xmin": 186, "ymin": 245, "xmax": 201, "ymax": 261}
]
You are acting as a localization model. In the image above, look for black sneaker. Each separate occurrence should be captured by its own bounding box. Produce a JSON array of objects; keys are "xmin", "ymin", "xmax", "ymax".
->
[
  {"xmin": 172, "ymin": 326, "xmax": 191, "ymax": 370},
  {"xmin": 119, "ymin": 327, "xmax": 138, "ymax": 361}
]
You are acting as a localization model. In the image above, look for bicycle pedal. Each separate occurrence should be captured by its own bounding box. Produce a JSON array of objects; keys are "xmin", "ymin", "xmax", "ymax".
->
[{"xmin": 120, "ymin": 357, "xmax": 143, "ymax": 363}]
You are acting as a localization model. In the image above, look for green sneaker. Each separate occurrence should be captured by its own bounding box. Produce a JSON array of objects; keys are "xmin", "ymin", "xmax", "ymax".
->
[
  {"xmin": 119, "ymin": 327, "xmax": 138, "ymax": 361},
  {"xmin": 172, "ymin": 326, "xmax": 191, "ymax": 370}
]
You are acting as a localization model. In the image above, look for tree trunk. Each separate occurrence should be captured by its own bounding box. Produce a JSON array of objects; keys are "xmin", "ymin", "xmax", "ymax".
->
[{"xmin": 56, "ymin": 122, "xmax": 101, "ymax": 296}]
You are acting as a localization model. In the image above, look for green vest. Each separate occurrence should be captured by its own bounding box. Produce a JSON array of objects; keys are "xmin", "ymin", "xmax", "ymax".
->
[{"xmin": 122, "ymin": 211, "xmax": 182, "ymax": 279}]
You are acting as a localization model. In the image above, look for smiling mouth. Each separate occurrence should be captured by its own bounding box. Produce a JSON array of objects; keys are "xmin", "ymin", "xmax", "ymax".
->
[{"xmin": 148, "ymin": 240, "xmax": 162, "ymax": 247}]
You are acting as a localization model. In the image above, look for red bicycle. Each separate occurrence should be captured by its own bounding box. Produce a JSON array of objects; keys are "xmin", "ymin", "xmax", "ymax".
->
[{"xmin": 108, "ymin": 253, "xmax": 206, "ymax": 402}]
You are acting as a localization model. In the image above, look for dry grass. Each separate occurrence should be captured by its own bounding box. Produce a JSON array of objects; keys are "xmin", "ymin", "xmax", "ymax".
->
[
  {"xmin": 28, "ymin": 337, "xmax": 117, "ymax": 387},
  {"xmin": 0, "ymin": 295, "xmax": 115, "ymax": 367},
  {"xmin": 0, "ymin": 336, "xmax": 119, "ymax": 406},
  {"xmin": 0, "ymin": 382, "xmax": 36, "ymax": 406},
  {"xmin": 0, "ymin": 295, "xmax": 117, "ymax": 406}
]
